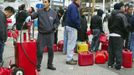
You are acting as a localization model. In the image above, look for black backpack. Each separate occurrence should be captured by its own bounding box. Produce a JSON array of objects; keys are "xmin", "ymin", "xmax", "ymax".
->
[{"xmin": 15, "ymin": 10, "xmax": 29, "ymax": 30}]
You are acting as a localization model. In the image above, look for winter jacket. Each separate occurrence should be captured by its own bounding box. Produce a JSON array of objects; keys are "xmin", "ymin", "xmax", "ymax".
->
[
  {"xmin": 0, "ymin": 10, "xmax": 7, "ymax": 42},
  {"xmin": 90, "ymin": 15, "xmax": 103, "ymax": 32},
  {"xmin": 130, "ymin": 14, "xmax": 134, "ymax": 32},
  {"xmin": 108, "ymin": 10, "xmax": 129, "ymax": 39},
  {"xmin": 66, "ymin": 2, "xmax": 80, "ymax": 30},
  {"xmin": 31, "ymin": 8, "xmax": 60, "ymax": 34},
  {"xmin": 77, "ymin": 15, "xmax": 88, "ymax": 41},
  {"xmin": 16, "ymin": 10, "xmax": 29, "ymax": 30}
]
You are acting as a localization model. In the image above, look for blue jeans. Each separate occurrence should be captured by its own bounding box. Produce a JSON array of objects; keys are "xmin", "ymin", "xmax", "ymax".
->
[
  {"xmin": 91, "ymin": 29, "xmax": 101, "ymax": 51},
  {"xmin": 65, "ymin": 26, "xmax": 77, "ymax": 61},
  {"xmin": 0, "ymin": 41, "xmax": 4, "ymax": 62},
  {"xmin": 130, "ymin": 32, "xmax": 134, "ymax": 58},
  {"xmin": 63, "ymin": 27, "xmax": 67, "ymax": 54}
]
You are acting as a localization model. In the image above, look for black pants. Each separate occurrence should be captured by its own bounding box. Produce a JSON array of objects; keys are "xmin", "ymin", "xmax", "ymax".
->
[
  {"xmin": 0, "ymin": 41, "xmax": 4, "ymax": 63},
  {"xmin": 108, "ymin": 36, "xmax": 124, "ymax": 68},
  {"xmin": 91, "ymin": 29, "xmax": 101, "ymax": 51},
  {"xmin": 36, "ymin": 32, "xmax": 54, "ymax": 68},
  {"xmin": 54, "ymin": 30, "xmax": 58, "ymax": 44}
]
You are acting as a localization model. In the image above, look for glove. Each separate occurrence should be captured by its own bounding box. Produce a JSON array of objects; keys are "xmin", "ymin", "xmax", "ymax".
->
[{"xmin": 25, "ymin": 16, "xmax": 31, "ymax": 23}]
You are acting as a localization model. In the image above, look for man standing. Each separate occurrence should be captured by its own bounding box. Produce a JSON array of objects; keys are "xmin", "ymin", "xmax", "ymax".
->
[
  {"xmin": 65, "ymin": 0, "xmax": 81, "ymax": 65},
  {"xmin": 124, "ymin": 3, "xmax": 133, "ymax": 49},
  {"xmin": 108, "ymin": 2, "xmax": 129, "ymax": 70},
  {"xmin": 0, "ymin": 6, "xmax": 15, "ymax": 66},
  {"xmin": 30, "ymin": 0, "xmax": 60, "ymax": 71},
  {"xmin": 90, "ymin": 9, "xmax": 104, "ymax": 52}
]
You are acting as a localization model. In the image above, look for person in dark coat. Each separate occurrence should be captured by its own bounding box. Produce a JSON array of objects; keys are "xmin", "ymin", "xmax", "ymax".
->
[
  {"xmin": 124, "ymin": 4, "xmax": 133, "ymax": 49},
  {"xmin": 108, "ymin": 2, "xmax": 129, "ymax": 70},
  {"xmin": 29, "ymin": 0, "xmax": 60, "ymax": 71},
  {"xmin": 54, "ymin": 6, "xmax": 64, "ymax": 44},
  {"xmin": 90, "ymin": 9, "xmax": 104, "ymax": 52},
  {"xmin": 15, "ymin": 4, "xmax": 29, "ymax": 30},
  {"xmin": 0, "ymin": 6, "xmax": 15, "ymax": 66},
  {"xmin": 77, "ymin": 8, "xmax": 88, "ymax": 42}
]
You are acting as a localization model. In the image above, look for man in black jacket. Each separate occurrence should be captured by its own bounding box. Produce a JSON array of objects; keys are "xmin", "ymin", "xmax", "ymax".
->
[
  {"xmin": 108, "ymin": 2, "xmax": 129, "ymax": 70},
  {"xmin": 90, "ymin": 9, "xmax": 104, "ymax": 52},
  {"xmin": 0, "ymin": 6, "xmax": 15, "ymax": 66}
]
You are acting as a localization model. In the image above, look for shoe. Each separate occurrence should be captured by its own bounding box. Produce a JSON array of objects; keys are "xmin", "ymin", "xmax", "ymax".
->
[
  {"xmin": 114, "ymin": 66, "xmax": 123, "ymax": 70},
  {"xmin": 47, "ymin": 65, "xmax": 56, "ymax": 70},
  {"xmin": 63, "ymin": 52, "xmax": 67, "ymax": 55},
  {"xmin": 108, "ymin": 65, "xmax": 113, "ymax": 69},
  {"xmin": 72, "ymin": 59, "xmax": 77, "ymax": 62},
  {"xmin": 66, "ymin": 60, "xmax": 77, "ymax": 65}
]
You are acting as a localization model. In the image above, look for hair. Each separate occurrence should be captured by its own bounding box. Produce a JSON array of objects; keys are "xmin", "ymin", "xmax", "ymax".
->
[
  {"xmin": 114, "ymin": 2, "xmax": 124, "ymax": 10},
  {"xmin": 97, "ymin": 9, "xmax": 104, "ymax": 17},
  {"xmin": 4, "ymin": 6, "xmax": 15, "ymax": 14},
  {"xmin": 18, "ymin": 4, "xmax": 25, "ymax": 10},
  {"xmin": 31, "ymin": 7, "xmax": 35, "ymax": 12},
  {"xmin": 128, "ymin": 4, "xmax": 133, "ymax": 9},
  {"xmin": 48, "ymin": 0, "xmax": 50, "ymax": 3},
  {"xmin": 43, "ymin": 0, "xmax": 50, "ymax": 3}
]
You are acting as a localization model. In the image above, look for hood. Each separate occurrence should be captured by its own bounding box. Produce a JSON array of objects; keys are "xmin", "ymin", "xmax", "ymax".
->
[{"xmin": 111, "ymin": 10, "xmax": 120, "ymax": 16}]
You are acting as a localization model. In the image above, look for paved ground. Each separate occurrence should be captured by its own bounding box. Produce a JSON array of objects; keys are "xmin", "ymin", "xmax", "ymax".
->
[{"xmin": 3, "ymin": 24, "xmax": 134, "ymax": 75}]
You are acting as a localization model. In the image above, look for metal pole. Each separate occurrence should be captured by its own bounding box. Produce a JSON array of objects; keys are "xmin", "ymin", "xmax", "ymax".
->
[
  {"xmin": 92, "ymin": 0, "xmax": 95, "ymax": 16},
  {"xmin": 103, "ymin": 0, "xmax": 105, "ymax": 11}
]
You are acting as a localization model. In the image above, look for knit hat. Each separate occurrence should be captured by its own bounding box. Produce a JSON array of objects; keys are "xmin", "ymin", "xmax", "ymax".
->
[
  {"xmin": 114, "ymin": 2, "xmax": 124, "ymax": 10},
  {"xmin": 97, "ymin": 9, "xmax": 104, "ymax": 17}
]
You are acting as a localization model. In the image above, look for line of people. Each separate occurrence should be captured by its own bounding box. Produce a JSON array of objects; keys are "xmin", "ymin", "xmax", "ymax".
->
[{"xmin": 1, "ymin": 0, "xmax": 134, "ymax": 73}]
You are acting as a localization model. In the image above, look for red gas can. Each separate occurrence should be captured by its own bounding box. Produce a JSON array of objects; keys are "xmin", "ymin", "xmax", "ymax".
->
[
  {"xmin": 122, "ymin": 49, "xmax": 133, "ymax": 68},
  {"xmin": 101, "ymin": 40, "xmax": 108, "ymax": 51},
  {"xmin": 101, "ymin": 50, "xmax": 109, "ymax": 61},
  {"xmin": 57, "ymin": 40, "xmax": 64, "ymax": 51},
  {"xmin": 15, "ymin": 40, "xmax": 37, "ymax": 75},
  {"xmin": 53, "ymin": 44, "xmax": 57, "ymax": 52},
  {"xmin": 99, "ymin": 34, "xmax": 107, "ymax": 43},
  {"xmin": 78, "ymin": 51, "xmax": 94, "ymax": 66},
  {"xmin": 95, "ymin": 51, "xmax": 106, "ymax": 64},
  {"xmin": 0, "ymin": 67, "xmax": 11, "ymax": 75}
]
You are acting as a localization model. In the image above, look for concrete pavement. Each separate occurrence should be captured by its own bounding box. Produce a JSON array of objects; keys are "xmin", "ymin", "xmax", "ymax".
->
[{"xmin": 3, "ymin": 25, "xmax": 134, "ymax": 75}]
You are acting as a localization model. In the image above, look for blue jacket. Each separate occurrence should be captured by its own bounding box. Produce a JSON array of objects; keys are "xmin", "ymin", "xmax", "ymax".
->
[
  {"xmin": 31, "ymin": 8, "xmax": 60, "ymax": 34},
  {"xmin": 66, "ymin": 2, "xmax": 80, "ymax": 30}
]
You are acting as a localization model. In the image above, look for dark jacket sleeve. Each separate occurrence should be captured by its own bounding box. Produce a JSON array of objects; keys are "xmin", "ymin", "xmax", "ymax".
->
[
  {"xmin": 0, "ymin": 11, "xmax": 7, "ymax": 42},
  {"xmin": 53, "ymin": 13, "xmax": 60, "ymax": 30},
  {"xmin": 98, "ymin": 17, "xmax": 104, "ymax": 33},
  {"xmin": 31, "ymin": 12, "xmax": 38, "ymax": 19}
]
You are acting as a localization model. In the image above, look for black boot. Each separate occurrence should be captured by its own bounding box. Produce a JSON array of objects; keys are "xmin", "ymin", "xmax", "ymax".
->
[{"xmin": 47, "ymin": 65, "xmax": 56, "ymax": 70}]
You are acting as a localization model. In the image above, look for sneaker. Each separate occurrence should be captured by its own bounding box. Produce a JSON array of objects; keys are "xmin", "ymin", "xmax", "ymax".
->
[
  {"xmin": 114, "ymin": 66, "xmax": 124, "ymax": 70},
  {"xmin": 66, "ymin": 60, "xmax": 77, "ymax": 65},
  {"xmin": 108, "ymin": 65, "xmax": 113, "ymax": 68},
  {"xmin": 47, "ymin": 65, "xmax": 56, "ymax": 70}
]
